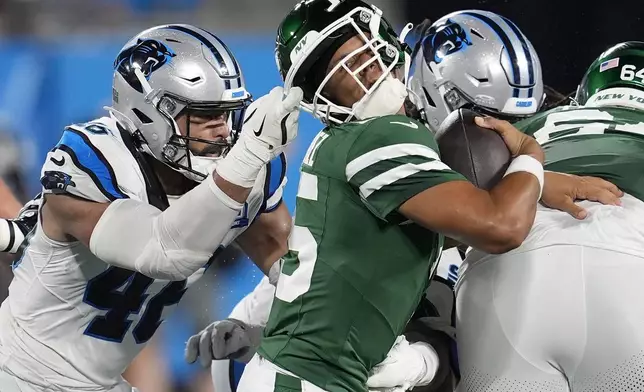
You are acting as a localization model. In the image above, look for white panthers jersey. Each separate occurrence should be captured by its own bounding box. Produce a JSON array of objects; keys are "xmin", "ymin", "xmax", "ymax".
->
[{"xmin": 0, "ymin": 116, "xmax": 286, "ymax": 391}]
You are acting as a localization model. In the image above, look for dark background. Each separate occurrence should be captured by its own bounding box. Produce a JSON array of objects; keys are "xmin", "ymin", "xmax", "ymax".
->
[{"xmin": 403, "ymin": 0, "xmax": 644, "ymax": 95}]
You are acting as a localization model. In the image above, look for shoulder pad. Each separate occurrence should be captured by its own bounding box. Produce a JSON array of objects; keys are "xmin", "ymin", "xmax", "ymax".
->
[{"xmin": 40, "ymin": 118, "xmax": 146, "ymax": 202}]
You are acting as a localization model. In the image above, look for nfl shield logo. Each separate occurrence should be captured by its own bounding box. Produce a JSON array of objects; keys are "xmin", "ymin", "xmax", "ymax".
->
[{"xmin": 600, "ymin": 58, "xmax": 619, "ymax": 72}]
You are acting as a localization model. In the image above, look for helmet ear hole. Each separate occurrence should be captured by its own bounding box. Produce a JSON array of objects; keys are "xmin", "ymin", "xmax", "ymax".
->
[
  {"xmin": 132, "ymin": 109, "xmax": 153, "ymax": 124},
  {"xmin": 422, "ymin": 87, "xmax": 437, "ymax": 109}
]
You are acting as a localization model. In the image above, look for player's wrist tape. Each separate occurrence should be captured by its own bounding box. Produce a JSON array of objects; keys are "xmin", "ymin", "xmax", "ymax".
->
[
  {"xmin": 90, "ymin": 174, "xmax": 242, "ymax": 281},
  {"xmin": 216, "ymin": 137, "xmax": 271, "ymax": 188},
  {"xmin": 503, "ymin": 155, "xmax": 544, "ymax": 200},
  {"xmin": 0, "ymin": 219, "xmax": 26, "ymax": 253}
]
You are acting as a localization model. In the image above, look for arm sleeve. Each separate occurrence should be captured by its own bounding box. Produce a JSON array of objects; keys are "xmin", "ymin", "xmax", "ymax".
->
[
  {"xmin": 89, "ymin": 172, "xmax": 243, "ymax": 281},
  {"xmin": 346, "ymin": 116, "xmax": 466, "ymax": 221},
  {"xmin": 228, "ymin": 276, "xmax": 276, "ymax": 326}
]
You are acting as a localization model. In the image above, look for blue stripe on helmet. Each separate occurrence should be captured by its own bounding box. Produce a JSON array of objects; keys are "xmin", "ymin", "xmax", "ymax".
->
[
  {"xmin": 203, "ymin": 30, "xmax": 243, "ymax": 89},
  {"xmin": 462, "ymin": 11, "xmax": 521, "ymax": 98},
  {"xmin": 501, "ymin": 16, "xmax": 535, "ymax": 98}
]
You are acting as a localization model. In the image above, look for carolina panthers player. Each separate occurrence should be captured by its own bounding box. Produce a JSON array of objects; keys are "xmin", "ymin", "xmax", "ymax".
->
[
  {"xmin": 0, "ymin": 24, "xmax": 302, "ymax": 392},
  {"xmin": 408, "ymin": 11, "xmax": 627, "ymax": 284},
  {"xmin": 408, "ymin": 12, "xmax": 548, "ymax": 282},
  {"xmin": 453, "ymin": 41, "xmax": 644, "ymax": 392},
  {"xmin": 408, "ymin": 10, "xmax": 545, "ymax": 133}
]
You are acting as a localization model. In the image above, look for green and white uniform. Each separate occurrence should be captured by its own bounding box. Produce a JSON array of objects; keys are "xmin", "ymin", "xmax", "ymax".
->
[
  {"xmin": 241, "ymin": 115, "xmax": 465, "ymax": 392},
  {"xmin": 518, "ymin": 105, "xmax": 644, "ymax": 201}
]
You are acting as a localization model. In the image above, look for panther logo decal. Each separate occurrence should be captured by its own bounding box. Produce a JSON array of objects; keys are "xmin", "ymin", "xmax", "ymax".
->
[
  {"xmin": 114, "ymin": 39, "xmax": 176, "ymax": 93},
  {"xmin": 41, "ymin": 171, "xmax": 76, "ymax": 193},
  {"xmin": 422, "ymin": 19, "xmax": 472, "ymax": 64}
]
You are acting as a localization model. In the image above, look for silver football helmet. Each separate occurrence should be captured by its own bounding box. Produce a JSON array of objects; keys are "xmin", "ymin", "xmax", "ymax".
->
[
  {"xmin": 408, "ymin": 10, "xmax": 544, "ymax": 131},
  {"xmin": 109, "ymin": 24, "xmax": 251, "ymax": 181}
]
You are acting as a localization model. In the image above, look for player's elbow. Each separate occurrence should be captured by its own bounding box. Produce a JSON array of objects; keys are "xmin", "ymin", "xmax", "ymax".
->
[
  {"xmin": 136, "ymin": 240, "xmax": 209, "ymax": 281},
  {"xmin": 478, "ymin": 214, "xmax": 530, "ymax": 254}
]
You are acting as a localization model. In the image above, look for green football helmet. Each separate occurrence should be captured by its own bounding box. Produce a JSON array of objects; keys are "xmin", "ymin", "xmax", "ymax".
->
[
  {"xmin": 275, "ymin": 0, "xmax": 410, "ymax": 124},
  {"xmin": 576, "ymin": 41, "xmax": 644, "ymax": 110}
]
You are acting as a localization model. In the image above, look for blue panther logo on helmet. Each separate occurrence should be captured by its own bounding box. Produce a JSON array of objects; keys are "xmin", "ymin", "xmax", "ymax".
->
[
  {"xmin": 422, "ymin": 19, "xmax": 472, "ymax": 65},
  {"xmin": 114, "ymin": 39, "xmax": 176, "ymax": 93}
]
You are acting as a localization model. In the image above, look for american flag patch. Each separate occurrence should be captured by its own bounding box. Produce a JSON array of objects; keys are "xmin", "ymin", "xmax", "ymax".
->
[{"xmin": 600, "ymin": 58, "xmax": 619, "ymax": 72}]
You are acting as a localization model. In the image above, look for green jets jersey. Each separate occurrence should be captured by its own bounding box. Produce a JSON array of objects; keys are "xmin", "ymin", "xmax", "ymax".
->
[
  {"xmin": 258, "ymin": 114, "xmax": 465, "ymax": 391},
  {"xmin": 516, "ymin": 105, "xmax": 644, "ymax": 201}
]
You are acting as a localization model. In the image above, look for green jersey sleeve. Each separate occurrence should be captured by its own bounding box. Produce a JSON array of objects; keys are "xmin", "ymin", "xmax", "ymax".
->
[{"xmin": 345, "ymin": 115, "xmax": 466, "ymax": 221}]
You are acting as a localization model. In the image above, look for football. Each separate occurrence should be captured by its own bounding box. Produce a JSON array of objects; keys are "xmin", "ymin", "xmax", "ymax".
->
[{"xmin": 435, "ymin": 108, "xmax": 512, "ymax": 190}]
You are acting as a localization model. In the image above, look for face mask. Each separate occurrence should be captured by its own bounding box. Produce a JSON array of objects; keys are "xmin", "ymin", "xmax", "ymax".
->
[{"xmin": 352, "ymin": 74, "xmax": 408, "ymax": 120}]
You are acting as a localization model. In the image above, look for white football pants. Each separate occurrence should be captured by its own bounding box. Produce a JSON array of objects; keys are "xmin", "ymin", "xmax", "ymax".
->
[{"xmin": 456, "ymin": 244, "xmax": 644, "ymax": 392}]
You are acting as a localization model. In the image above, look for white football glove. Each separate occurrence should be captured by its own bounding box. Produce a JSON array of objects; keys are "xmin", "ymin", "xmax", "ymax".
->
[
  {"xmin": 367, "ymin": 336, "xmax": 439, "ymax": 392},
  {"xmin": 184, "ymin": 318, "xmax": 264, "ymax": 367},
  {"xmin": 216, "ymin": 86, "xmax": 303, "ymax": 187}
]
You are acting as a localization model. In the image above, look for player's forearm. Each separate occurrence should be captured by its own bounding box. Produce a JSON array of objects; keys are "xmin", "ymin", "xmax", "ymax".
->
[
  {"xmin": 401, "ymin": 175, "xmax": 540, "ymax": 254},
  {"xmin": 90, "ymin": 175, "xmax": 243, "ymax": 280},
  {"xmin": 480, "ymin": 171, "xmax": 541, "ymax": 253},
  {"xmin": 213, "ymin": 172, "xmax": 252, "ymax": 204},
  {"xmin": 454, "ymin": 173, "xmax": 541, "ymax": 254},
  {"xmin": 236, "ymin": 203, "xmax": 291, "ymax": 275}
]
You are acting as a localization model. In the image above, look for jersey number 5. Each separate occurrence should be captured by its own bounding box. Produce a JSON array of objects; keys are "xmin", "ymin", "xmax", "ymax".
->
[
  {"xmin": 83, "ymin": 267, "xmax": 187, "ymax": 344},
  {"xmin": 275, "ymin": 172, "xmax": 319, "ymax": 303}
]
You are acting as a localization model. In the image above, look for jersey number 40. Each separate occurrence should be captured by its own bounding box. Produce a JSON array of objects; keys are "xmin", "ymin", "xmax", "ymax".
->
[{"xmin": 83, "ymin": 267, "xmax": 187, "ymax": 344}]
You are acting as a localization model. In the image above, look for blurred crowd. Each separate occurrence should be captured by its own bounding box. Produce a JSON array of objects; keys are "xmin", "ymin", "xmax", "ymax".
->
[{"xmin": 1, "ymin": 0, "xmax": 641, "ymax": 390}]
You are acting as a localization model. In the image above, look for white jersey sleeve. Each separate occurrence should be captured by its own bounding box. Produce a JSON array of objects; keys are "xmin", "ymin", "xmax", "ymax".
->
[
  {"xmin": 40, "ymin": 117, "xmax": 146, "ymax": 203},
  {"xmin": 228, "ymin": 276, "xmax": 275, "ymax": 326}
]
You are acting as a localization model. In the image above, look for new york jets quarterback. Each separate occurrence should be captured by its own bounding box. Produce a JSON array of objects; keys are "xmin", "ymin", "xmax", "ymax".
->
[
  {"xmin": 455, "ymin": 42, "xmax": 644, "ymax": 391},
  {"xmin": 0, "ymin": 24, "xmax": 300, "ymax": 392},
  {"xmin": 235, "ymin": 1, "xmax": 547, "ymax": 391}
]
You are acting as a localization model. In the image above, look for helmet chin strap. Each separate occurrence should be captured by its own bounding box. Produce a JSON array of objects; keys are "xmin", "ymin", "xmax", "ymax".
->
[
  {"xmin": 398, "ymin": 23, "xmax": 414, "ymax": 87},
  {"xmin": 134, "ymin": 68, "xmax": 162, "ymax": 107}
]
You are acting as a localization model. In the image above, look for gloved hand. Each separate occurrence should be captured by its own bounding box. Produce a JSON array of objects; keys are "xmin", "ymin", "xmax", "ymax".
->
[
  {"xmin": 367, "ymin": 336, "xmax": 439, "ymax": 392},
  {"xmin": 216, "ymin": 86, "xmax": 303, "ymax": 187},
  {"xmin": 14, "ymin": 193, "xmax": 42, "ymax": 233},
  {"xmin": 184, "ymin": 318, "xmax": 264, "ymax": 367}
]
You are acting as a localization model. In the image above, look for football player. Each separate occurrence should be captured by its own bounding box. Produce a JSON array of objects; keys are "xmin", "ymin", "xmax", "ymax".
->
[
  {"xmin": 452, "ymin": 41, "xmax": 644, "ymax": 391},
  {"xmin": 408, "ymin": 10, "xmax": 545, "ymax": 133},
  {"xmin": 234, "ymin": 0, "xmax": 546, "ymax": 391},
  {"xmin": 0, "ymin": 24, "xmax": 302, "ymax": 392},
  {"xmin": 187, "ymin": 1, "xmax": 620, "ymax": 390},
  {"xmin": 409, "ymin": 10, "xmax": 624, "ymax": 280}
]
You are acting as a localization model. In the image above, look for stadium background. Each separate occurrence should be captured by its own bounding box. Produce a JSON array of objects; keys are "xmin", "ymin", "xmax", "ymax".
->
[{"xmin": 0, "ymin": 0, "xmax": 640, "ymax": 390}]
